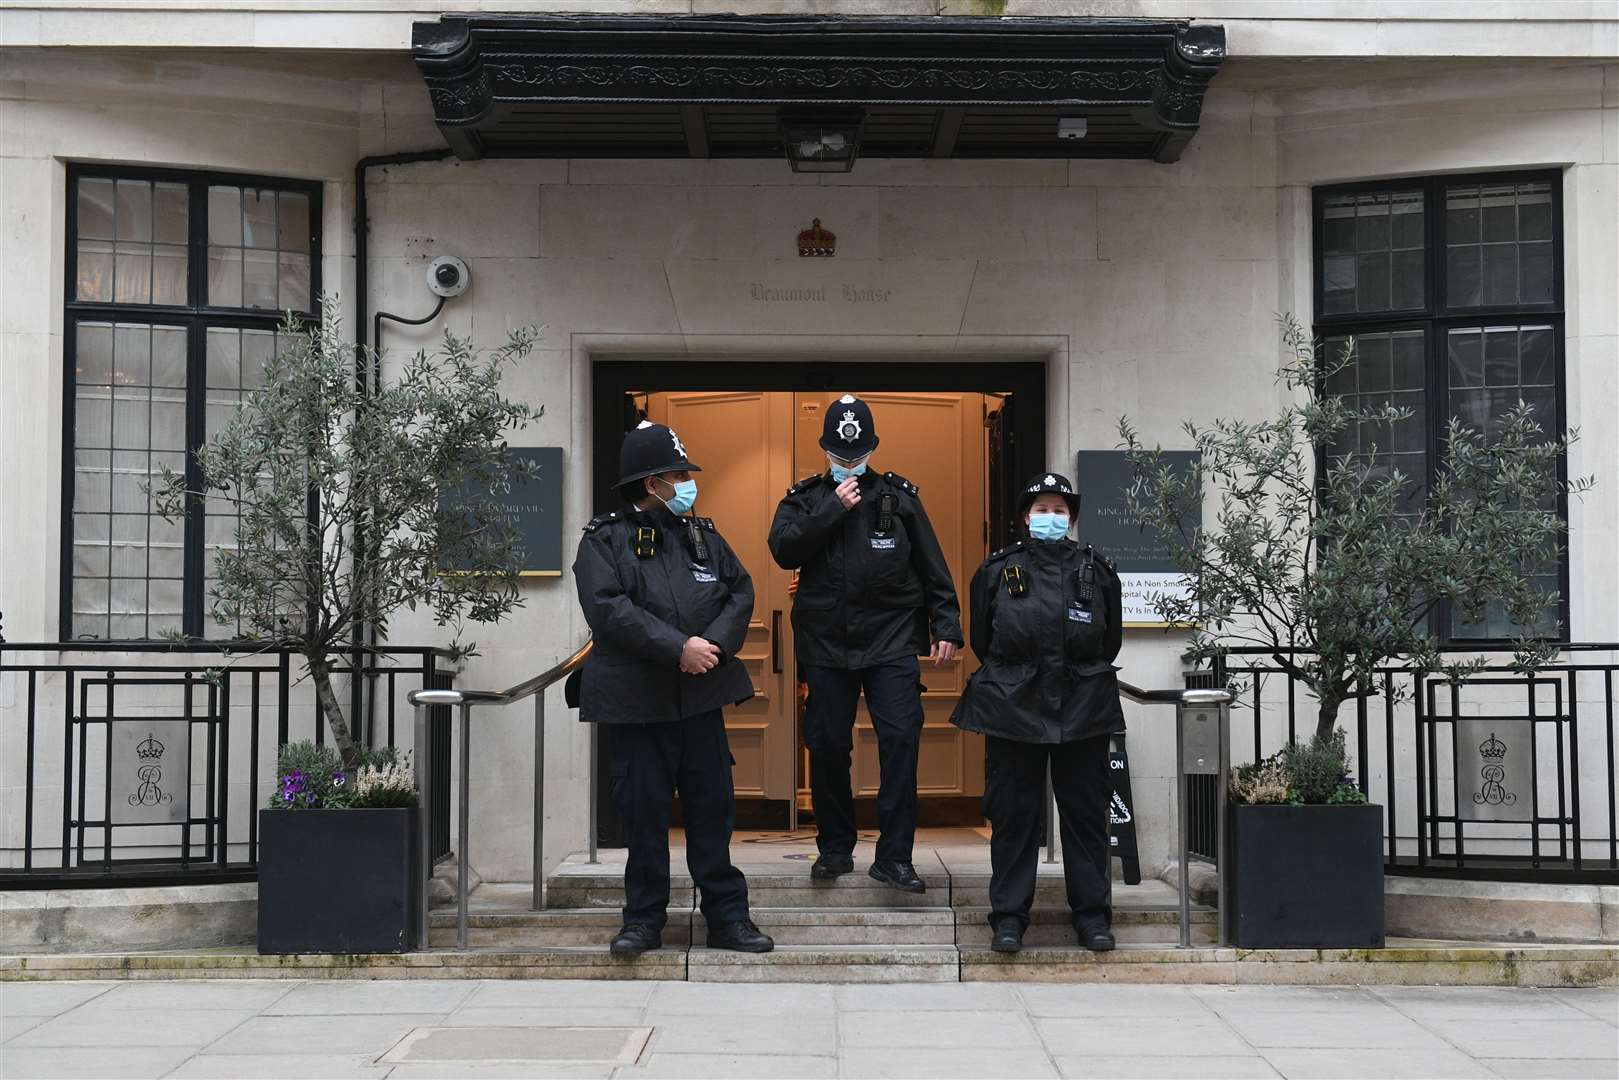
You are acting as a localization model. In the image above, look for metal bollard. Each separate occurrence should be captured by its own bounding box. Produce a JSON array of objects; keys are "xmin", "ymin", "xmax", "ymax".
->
[
  {"xmin": 457, "ymin": 701, "xmax": 472, "ymax": 949},
  {"xmin": 414, "ymin": 701, "xmax": 431, "ymax": 951}
]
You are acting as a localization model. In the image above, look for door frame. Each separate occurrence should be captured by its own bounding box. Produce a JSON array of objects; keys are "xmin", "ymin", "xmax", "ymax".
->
[{"xmin": 588, "ymin": 358, "xmax": 1048, "ymax": 843}]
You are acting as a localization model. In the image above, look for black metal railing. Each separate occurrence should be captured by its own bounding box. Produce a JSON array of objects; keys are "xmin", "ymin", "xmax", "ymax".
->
[
  {"xmin": 0, "ymin": 640, "xmax": 456, "ymax": 888},
  {"xmin": 1190, "ymin": 644, "xmax": 1619, "ymax": 884}
]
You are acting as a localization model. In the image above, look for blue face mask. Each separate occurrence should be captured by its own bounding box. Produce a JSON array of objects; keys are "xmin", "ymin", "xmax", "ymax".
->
[
  {"xmin": 657, "ymin": 478, "xmax": 698, "ymax": 516},
  {"xmin": 1028, "ymin": 513, "xmax": 1070, "ymax": 542},
  {"xmin": 829, "ymin": 457, "xmax": 868, "ymax": 483}
]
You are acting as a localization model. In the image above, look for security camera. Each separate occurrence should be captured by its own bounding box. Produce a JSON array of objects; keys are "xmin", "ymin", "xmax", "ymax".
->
[{"xmin": 427, "ymin": 255, "xmax": 471, "ymax": 299}]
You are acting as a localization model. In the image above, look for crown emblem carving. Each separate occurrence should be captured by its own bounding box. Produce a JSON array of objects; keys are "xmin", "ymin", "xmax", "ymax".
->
[
  {"xmin": 798, "ymin": 218, "xmax": 836, "ymax": 258},
  {"xmin": 1478, "ymin": 732, "xmax": 1507, "ymax": 761},
  {"xmin": 136, "ymin": 732, "xmax": 166, "ymax": 761}
]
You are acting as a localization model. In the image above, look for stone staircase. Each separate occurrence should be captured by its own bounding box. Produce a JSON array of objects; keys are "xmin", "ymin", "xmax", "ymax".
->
[{"xmin": 427, "ymin": 842, "xmax": 1216, "ymax": 982}]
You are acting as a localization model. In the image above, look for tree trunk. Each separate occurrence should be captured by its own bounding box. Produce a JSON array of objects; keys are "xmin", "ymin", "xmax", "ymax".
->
[
  {"xmin": 308, "ymin": 657, "xmax": 359, "ymax": 768},
  {"xmin": 1316, "ymin": 698, "xmax": 1342, "ymax": 742}
]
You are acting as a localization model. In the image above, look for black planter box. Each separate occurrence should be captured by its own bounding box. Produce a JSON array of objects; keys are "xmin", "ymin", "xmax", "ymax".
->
[
  {"xmin": 257, "ymin": 807, "xmax": 419, "ymax": 954},
  {"xmin": 1226, "ymin": 802, "xmax": 1385, "ymax": 950}
]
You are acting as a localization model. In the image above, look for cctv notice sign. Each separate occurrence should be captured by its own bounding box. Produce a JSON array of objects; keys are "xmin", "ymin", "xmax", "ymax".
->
[{"xmin": 1075, "ymin": 450, "xmax": 1200, "ymax": 627}]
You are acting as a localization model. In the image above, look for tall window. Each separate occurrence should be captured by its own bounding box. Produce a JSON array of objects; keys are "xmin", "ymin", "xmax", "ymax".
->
[
  {"xmin": 64, "ymin": 166, "xmax": 320, "ymax": 640},
  {"xmin": 1313, "ymin": 171, "xmax": 1565, "ymax": 642}
]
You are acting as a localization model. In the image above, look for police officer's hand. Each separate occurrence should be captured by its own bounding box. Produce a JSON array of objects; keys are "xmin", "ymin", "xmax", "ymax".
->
[
  {"xmin": 835, "ymin": 476, "xmax": 862, "ymax": 510},
  {"xmin": 679, "ymin": 636, "xmax": 722, "ymax": 674},
  {"xmin": 929, "ymin": 640, "xmax": 957, "ymax": 667}
]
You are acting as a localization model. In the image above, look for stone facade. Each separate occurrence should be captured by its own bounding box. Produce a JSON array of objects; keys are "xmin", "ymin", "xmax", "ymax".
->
[{"xmin": 1, "ymin": 3, "xmax": 1616, "ymax": 883}]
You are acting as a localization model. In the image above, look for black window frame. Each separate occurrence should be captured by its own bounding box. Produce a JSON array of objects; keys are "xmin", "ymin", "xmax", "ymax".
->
[
  {"xmin": 1312, "ymin": 168, "xmax": 1569, "ymax": 645},
  {"xmin": 61, "ymin": 163, "xmax": 322, "ymax": 642}
]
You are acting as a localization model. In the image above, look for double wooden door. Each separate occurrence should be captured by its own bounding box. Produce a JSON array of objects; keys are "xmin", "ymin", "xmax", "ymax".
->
[{"xmin": 645, "ymin": 390, "xmax": 989, "ymax": 815}]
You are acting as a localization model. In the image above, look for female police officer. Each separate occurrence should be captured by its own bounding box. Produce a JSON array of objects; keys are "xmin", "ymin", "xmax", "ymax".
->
[
  {"xmin": 950, "ymin": 473, "xmax": 1125, "ymax": 954},
  {"xmin": 573, "ymin": 421, "xmax": 773, "ymax": 958}
]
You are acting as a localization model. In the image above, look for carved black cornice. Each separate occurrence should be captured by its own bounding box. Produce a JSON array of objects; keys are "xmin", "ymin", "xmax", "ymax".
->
[{"xmin": 412, "ymin": 14, "xmax": 1226, "ymax": 163}]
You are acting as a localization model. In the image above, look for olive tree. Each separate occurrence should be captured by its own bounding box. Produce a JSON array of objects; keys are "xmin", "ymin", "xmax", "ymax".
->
[
  {"xmin": 1120, "ymin": 315, "xmax": 1591, "ymax": 740},
  {"xmin": 154, "ymin": 307, "xmax": 542, "ymax": 766}
]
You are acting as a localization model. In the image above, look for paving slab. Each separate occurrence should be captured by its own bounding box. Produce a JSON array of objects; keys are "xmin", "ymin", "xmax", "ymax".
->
[
  {"xmin": 463, "ymin": 979, "xmax": 658, "ymax": 1008},
  {"xmin": 1419, "ymin": 1017, "xmax": 1619, "ymax": 1059},
  {"xmin": 1052, "ymin": 1054, "xmax": 1281, "ymax": 1078},
  {"xmin": 1256, "ymin": 1047, "xmax": 1495, "ymax": 1079},
  {"xmin": 1550, "ymin": 986, "xmax": 1619, "ymax": 1023},
  {"xmin": 164, "ymin": 1053, "xmax": 391, "ymax": 1078},
  {"xmin": 8, "ymin": 1006, "xmax": 256, "ymax": 1048},
  {"xmin": 1220, "ymin": 1007, "xmax": 1453, "ymax": 1050},
  {"xmin": 0, "ymin": 1012, "xmax": 46, "ymax": 1040},
  {"xmin": 619, "ymin": 1052, "xmax": 839, "ymax": 1078},
  {"xmin": 641, "ymin": 1013, "xmax": 837, "ymax": 1056},
  {"xmin": 92, "ymin": 978, "xmax": 293, "ymax": 1011},
  {"xmin": 1370, "ymin": 984, "xmax": 1597, "ymax": 1021},
  {"xmin": 385, "ymin": 1064, "xmax": 617, "ymax": 1078},
  {"xmin": 200, "ymin": 1012, "xmax": 446, "ymax": 1056},
  {"xmin": 1017, "ymin": 983, "xmax": 1217, "ymax": 1017},
  {"xmin": 646, "ymin": 979, "xmax": 835, "ymax": 1015},
  {"xmin": 1476, "ymin": 1059, "xmax": 1619, "ymax": 1078},
  {"xmin": 262, "ymin": 977, "xmax": 477, "ymax": 1014},
  {"xmin": 837, "ymin": 1047, "xmax": 1059, "ymax": 1079},
  {"xmin": 838, "ymin": 1007, "xmax": 1037, "ymax": 1048},
  {"xmin": 443, "ymin": 1005, "xmax": 648, "ymax": 1027},
  {"xmin": 0, "ymin": 978, "xmax": 115, "ymax": 1013},
  {"xmin": 0, "ymin": 1045, "xmax": 196, "ymax": 1079},
  {"xmin": 836, "ymin": 980, "xmax": 1020, "ymax": 1011},
  {"xmin": 1036, "ymin": 1015, "xmax": 1254, "ymax": 1056}
]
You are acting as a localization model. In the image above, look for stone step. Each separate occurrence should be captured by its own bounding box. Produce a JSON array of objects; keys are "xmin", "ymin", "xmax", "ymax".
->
[
  {"xmin": 544, "ymin": 870, "xmax": 953, "ymax": 910},
  {"xmin": 686, "ymin": 944, "xmax": 959, "ymax": 983},
  {"xmin": 952, "ymin": 906, "xmax": 1216, "ymax": 946},
  {"xmin": 431, "ymin": 905, "xmax": 961, "ymax": 948},
  {"xmin": 958, "ymin": 943, "xmax": 1235, "ymax": 983}
]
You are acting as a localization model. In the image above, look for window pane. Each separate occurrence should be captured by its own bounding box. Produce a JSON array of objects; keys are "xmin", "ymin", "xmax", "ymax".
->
[
  {"xmin": 69, "ymin": 317, "xmax": 189, "ymax": 640},
  {"xmin": 243, "ymin": 248, "xmax": 277, "ymax": 309},
  {"xmin": 76, "ymin": 241, "xmax": 114, "ymax": 302},
  {"xmin": 208, "ymin": 186, "xmax": 242, "ymax": 246},
  {"xmin": 1446, "ymin": 321, "xmax": 1563, "ymax": 638},
  {"xmin": 1319, "ymin": 189, "xmax": 1425, "ymax": 314},
  {"xmin": 1321, "ymin": 329, "xmax": 1427, "ymax": 522},
  {"xmin": 208, "ymin": 247, "xmax": 243, "ymax": 307},
  {"xmin": 113, "ymin": 248, "xmax": 151, "ymax": 304},
  {"xmin": 242, "ymin": 189, "xmax": 276, "ymax": 249},
  {"xmin": 153, "ymin": 182, "xmax": 188, "ymax": 245},
  {"xmin": 241, "ymin": 329, "xmax": 276, "ymax": 388},
  {"xmin": 1445, "ymin": 180, "xmax": 1555, "ymax": 308},
  {"xmin": 77, "ymin": 178, "xmax": 115, "ymax": 240},
  {"xmin": 278, "ymin": 252, "xmax": 310, "ymax": 312},
  {"xmin": 277, "ymin": 192, "xmax": 310, "ymax": 252},
  {"xmin": 153, "ymin": 244, "xmax": 187, "ymax": 305},
  {"xmin": 206, "ymin": 326, "xmax": 241, "ymax": 389},
  {"xmin": 115, "ymin": 179, "xmax": 152, "ymax": 242}
]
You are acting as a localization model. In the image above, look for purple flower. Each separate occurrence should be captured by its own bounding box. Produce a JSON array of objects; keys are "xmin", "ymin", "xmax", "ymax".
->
[{"xmin": 332, "ymin": 772, "xmax": 346, "ymax": 787}]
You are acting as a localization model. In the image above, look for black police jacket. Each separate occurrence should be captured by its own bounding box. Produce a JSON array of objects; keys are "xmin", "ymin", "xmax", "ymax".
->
[
  {"xmin": 572, "ymin": 504, "xmax": 755, "ymax": 723},
  {"xmin": 768, "ymin": 470, "xmax": 963, "ymax": 669},
  {"xmin": 950, "ymin": 539, "xmax": 1126, "ymax": 744}
]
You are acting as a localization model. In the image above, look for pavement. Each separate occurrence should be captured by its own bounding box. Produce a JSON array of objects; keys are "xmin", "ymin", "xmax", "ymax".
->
[{"xmin": 1, "ymin": 979, "xmax": 1614, "ymax": 1079}]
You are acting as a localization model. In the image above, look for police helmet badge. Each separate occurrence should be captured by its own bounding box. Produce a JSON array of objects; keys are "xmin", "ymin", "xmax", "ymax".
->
[
  {"xmin": 1045, "ymin": 474, "xmax": 1058, "ymax": 487},
  {"xmin": 837, "ymin": 410, "xmax": 862, "ymax": 445},
  {"xmin": 669, "ymin": 427, "xmax": 688, "ymax": 460}
]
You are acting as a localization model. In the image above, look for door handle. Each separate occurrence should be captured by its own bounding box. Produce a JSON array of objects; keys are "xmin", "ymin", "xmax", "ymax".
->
[{"xmin": 771, "ymin": 610, "xmax": 783, "ymax": 674}]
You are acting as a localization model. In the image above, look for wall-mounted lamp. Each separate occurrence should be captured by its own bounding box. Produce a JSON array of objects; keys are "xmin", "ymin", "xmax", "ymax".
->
[{"xmin": 779, "ymin": 109, "xmax": 866, "ymax": 173}]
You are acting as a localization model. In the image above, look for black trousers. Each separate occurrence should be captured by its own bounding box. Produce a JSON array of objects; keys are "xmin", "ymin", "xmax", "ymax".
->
[
  {"xmin": 801, "ymin": 656, "xmax": 924, "ymax": 864},
  {"xmin": 607, "ymin": 711, "xmax": 750, "ymax": 931},
  {"xmin": 984, "ymin": 733, "xmax": 1112, "ymax": 932}
]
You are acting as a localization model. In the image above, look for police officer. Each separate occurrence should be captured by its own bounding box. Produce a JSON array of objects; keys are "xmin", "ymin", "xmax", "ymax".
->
[
  {"xmin": 951, "ymin": 472, "xmax": 1124, "ymax": 953},
  {"xmin": 573, "ymin": 421, "xmax": 774, "ymax": 958},
  {"xmin": 768, "ymin": 395, "xmax": 963, "ymax": 893}
]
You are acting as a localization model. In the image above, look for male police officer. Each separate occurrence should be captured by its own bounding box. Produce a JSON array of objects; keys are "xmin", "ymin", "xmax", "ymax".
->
[
  {"xmin": 768, "ymin": 395, "xmax": 963, "ymax": 893},
  {"xmin": 573, "ymin": 421, "xmax": 774, "ymax": 958}
]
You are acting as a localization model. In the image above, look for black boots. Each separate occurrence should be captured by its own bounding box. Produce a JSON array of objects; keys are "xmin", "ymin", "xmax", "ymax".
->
[
  {"xmin": 868, "ymin": 860, "xmax": 926, "ymax": 894},
  {"xmin": 990, "ymin": 918, "xmax": 1025, "ymax": 954},
  {"xmin": 707, "ymin": 917, "xmax": 775, "ymax": 953},
  {"xmin": 609, "ymin": 923, "xmax": 662, "ymax": 958},
  {"xmin": 810, "ymin": 852, "xmax": 854, "ymax": 880},
  {"xmin": 1078, "ymin": 922, "xmax": 1116, "ymax": 952}
]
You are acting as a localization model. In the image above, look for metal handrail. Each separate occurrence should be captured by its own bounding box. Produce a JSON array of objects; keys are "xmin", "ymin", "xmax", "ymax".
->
[{"xmin": 408, "ymin": 639, "xmax": 593, "ymax": 950}]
